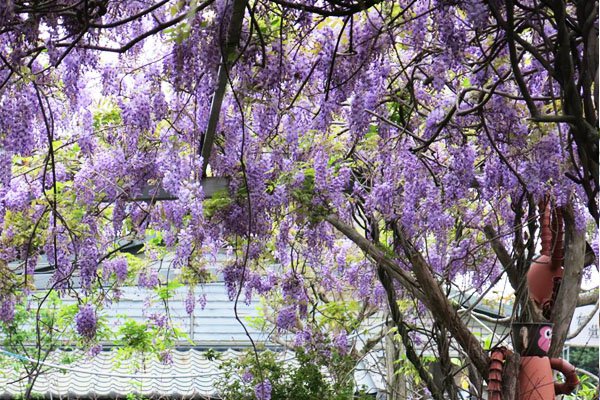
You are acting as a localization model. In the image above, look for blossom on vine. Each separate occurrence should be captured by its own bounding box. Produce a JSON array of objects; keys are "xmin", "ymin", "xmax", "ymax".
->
[
  {"xmin": 334, "ymin": 330, "xmax": 349, "ymax": 356},
  {"xmin": 276, "ymin": 306, "xmax": 297, "ymax": 331},
  {"xmin": 0, "ymin": 296, "xmax": 15, "ymax": 323},
  {"xmin": 75, "ymin": 304, "xmax": 97, "ymax": 339},
  {"xmin": 185, "ymin": 291, "xmax": 195, "ymax": 315},
  {"xmin": 254, "ymin": 379, "xmax": 272, "ymax": 400}
]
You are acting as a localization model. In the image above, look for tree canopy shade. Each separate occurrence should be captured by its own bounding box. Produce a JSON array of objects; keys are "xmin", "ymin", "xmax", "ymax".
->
[{"xmin": 0, "ymin": 0, "xmax": 598, "ymax": 399}]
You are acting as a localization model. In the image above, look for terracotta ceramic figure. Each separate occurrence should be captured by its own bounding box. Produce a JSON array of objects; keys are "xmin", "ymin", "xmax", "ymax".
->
[{"xmin": 489, "ymin": 200, "xmax": 579, "ymax": 400}]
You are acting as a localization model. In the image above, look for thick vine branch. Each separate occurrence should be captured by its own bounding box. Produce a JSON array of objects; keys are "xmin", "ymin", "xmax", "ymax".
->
[
  {"xmin": 325, "ymin": 214, "xmax": 491, "ymax": 380},
  {"xmin": 483, "ymin": 225, "xmax": 519, "ymax": 289},
  {"xmin": 578, "ymin": 288, "xmax": 599, "ymax": 307},
  {"xmin": 392, "ymin": 222, "xmax": 491, "ymax": 380},
  {"xmin": 377, "ymin": 265, "xmax": 444, "ymax": 400},
  {"xmin": 324, "ymin": 214, "xmax": 423, "ymax": 300},
  {"xmin": 549, "ymin": 204, "xmax": 587, "ymax": 357}
]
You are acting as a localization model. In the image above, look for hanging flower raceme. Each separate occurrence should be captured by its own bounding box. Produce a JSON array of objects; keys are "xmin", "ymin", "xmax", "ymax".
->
[
  {"xmin": 0, "ymin": 295, "xmax": 15, "ymax": 324},
  {"xmin": 254, "ymin": 379, "xmax": 272, "ymax": 400},
  {"xmin": 75, "ymin": 304, "xmax": 97, "ymax": 339}
]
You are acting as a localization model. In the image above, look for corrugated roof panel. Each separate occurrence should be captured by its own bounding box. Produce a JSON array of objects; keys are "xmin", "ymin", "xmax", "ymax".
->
[
  {"xmin": 0, "ymin": 348, "xmax": 383, "ymax": 398},
  {"xmin": 0, "ymin": 349, "xmax": 225, "ymax": 398},
  {"xmin": 0, "ymin": 348, "xmax": 381, "ymax": 398}
]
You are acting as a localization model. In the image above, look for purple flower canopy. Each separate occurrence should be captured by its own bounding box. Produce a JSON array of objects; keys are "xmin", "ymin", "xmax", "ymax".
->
[{"xmin": 0, "ymin": 0, "xmax": 596, "ymax": 391}]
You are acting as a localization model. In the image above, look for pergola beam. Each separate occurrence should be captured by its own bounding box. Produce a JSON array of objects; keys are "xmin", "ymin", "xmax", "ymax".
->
[
  {"xmin": 99, "ymin": 177, "xmax": 229, "ymax": 203},
  {"xmin": 200, "ymin": 0, "xmax": 249, "ymax": 176},
  {"xmin": 128, "ymin": 177, "xmax": 230, "ymax": 202}
]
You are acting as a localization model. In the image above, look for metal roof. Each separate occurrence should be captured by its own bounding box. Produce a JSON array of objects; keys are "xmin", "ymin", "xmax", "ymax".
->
[
  {"xmin": 0, "ymin": 348, "xmax": 382, "ymax": 399},
  {"xmin": 1, "ymin": 348, "xmax": 226, "ymax": 399}
]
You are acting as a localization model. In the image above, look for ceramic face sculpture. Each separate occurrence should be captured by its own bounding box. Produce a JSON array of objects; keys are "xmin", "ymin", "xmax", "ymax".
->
[{"xmin": 537, "ymin": 325, "xmax": 552, "ymax": 353}]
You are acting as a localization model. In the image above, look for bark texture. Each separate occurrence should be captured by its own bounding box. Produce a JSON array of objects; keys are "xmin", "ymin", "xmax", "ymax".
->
[{"xmin": 549, "ymin": 205, "xmax": 587, "ymax": 357}]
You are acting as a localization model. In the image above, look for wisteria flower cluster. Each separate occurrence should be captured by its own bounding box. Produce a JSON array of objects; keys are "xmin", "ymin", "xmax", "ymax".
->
[{"xmin": 75, "ymin": 304, "xmax": 97, "ymax": 340}]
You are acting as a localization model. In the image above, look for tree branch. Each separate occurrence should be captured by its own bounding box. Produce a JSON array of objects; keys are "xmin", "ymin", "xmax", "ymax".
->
[
  {"xmin": 567, "ymin": 299, "xmax": 599, "ymax": 340},
  {"xmin": 73, "ymin": 0, "xmax": 216, "ymax": 53},
  {"xmin": 549, "ymin": 204, "xmax": 587, "ymax": 357},
  {"xmin": 392, "ymin": 222, "xmax": 490, "ymax": 379},
  {"xmin": 266, "ymin": 0, "xmax": 382, "ymax": 17},
  {"xmin": 483, "ymin": 225, "xmax": 519, "ymax": 289},
  {"xmin": 89, "ymin": 1, "xmax": 171, "ymax": 28},
  {"xmin": 378, "ymin": 265, "xmax": 444, "ymax": 400},
  {"xmin": 578, "ymin": 288, "xmax": 599, "ymax": 307},
  {"xmin": 324, "ymin": 214, "xmax": 423, "ymax": 301}
]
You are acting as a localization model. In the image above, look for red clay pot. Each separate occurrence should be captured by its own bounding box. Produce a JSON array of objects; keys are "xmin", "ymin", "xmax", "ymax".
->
[
  {"xmin": 518, "ymin": 356, "xmax": 554, "ymax": 400},
  {"xmin": 526, "ymin": 255, "xmax": 563, "ymax": 307},
  {"xmin": 527, "ymin": 202, "xmax": 564, "ymax": 309}
]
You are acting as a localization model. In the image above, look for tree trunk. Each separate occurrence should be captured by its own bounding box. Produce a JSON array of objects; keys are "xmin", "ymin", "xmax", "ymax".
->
[
  {"xmin": 501, "ymin": 352, "xmax": 520, "ymax": 399},
  {"xmin": 467, "ymin": 360, "xmax": 484, "ymax": 398},
  {"xmin": 549, "ymin": 205, "xmax": 586, "ymax": 357},
  {"xmin": 385, "ymin": 321, "xmax": 407, "ymax": 400},
  {"xmin": 326, "ymin": 216, "xmax": 491, "ymax": 380}
]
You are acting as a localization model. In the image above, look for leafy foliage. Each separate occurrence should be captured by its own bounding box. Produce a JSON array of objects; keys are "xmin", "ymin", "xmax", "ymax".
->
[
  {"xmin": 216, "ymin": 348, "xmax": 371, "ymax": 400},
  {"xmin": 569, "ymin": 347, "xmax": 599, "ymax": 376}
]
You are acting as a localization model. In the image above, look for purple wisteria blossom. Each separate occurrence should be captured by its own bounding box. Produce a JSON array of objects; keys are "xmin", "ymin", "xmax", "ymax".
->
[
  {"xmin": 334, "ymin": 330, "xmax": 349, "ymax": 356},
  {"xmin": 254, "ymin": 379, "xmax": 272, "ymax": 400},
  {"xmin": 75, "ymin": 304, "xmax": 97, "ymax": 339},
  {"xmin": 159, "ymin": 350, "xmax": 174, "ymax": 365},
  {"xmin": 242, "ymin": 368, "xmax": 253, "ymax": 383},
  {"xmin": 138, "ymin": 270, "xmax": 159, "ymax": 289},
  {"xmin": 0, "ymin": 296, "xmax": 15, "ymax": 323},
  {"xmin": 275, "ymin": 306, "xmax": 297, "ymax": 331},
  {"xmin": 185, "ymin": 291, "xmax": 195, "ymax": 315}
]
